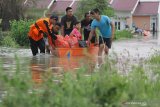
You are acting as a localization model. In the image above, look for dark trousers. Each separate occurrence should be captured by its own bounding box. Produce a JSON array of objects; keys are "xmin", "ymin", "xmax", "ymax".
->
[
  {"xmin": 29, "ymin": 37, "xmax": 45, "ymax": 56},
  {"xmin": 84, "ymin": 31, "xmax": 96, "ymax": 43},
  {"xmin": 64, "ymin": 29, "xmax": 72, "ymax": 36}
]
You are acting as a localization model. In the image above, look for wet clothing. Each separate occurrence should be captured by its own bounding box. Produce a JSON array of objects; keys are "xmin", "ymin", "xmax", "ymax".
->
[
  {"xmin": 29, "ymin": 38, "xmax": 45, "ymax": 56},
  {"xmin": 81, "ymin": 19, "xmax": 96, "ymax": 43},
  {"xmin": 61, "ymin": 15, "xmax": 77, "ymax": 36},
  {"xmin": 99, "ymin": 36, "xmax": 111, "ymax": 48},
  {"xmin": 91, "ymin": 15, "xmax": 112, "ymax": 38},
  {"xmin": 28, "ymin": 18, "xmax": 53, "ymax": 56}
]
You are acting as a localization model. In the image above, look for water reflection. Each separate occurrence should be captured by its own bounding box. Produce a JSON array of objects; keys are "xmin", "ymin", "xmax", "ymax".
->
[{"xmin": 30, "ymin": 54, "xmax": 97, "ymax": 83}]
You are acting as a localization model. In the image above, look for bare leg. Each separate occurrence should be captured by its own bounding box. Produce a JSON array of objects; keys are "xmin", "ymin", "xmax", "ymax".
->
[
  {"xmin": 98, "ymin": 44, "xmax": 105, "ymax": 66},
  {"xmin": 104, "ymin": 45, "xmax": 109, "ymax": 55}
]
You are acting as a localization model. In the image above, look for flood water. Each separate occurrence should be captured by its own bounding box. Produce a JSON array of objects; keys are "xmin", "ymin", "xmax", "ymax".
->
[
  {"xmin": 0, "ymin": 33, "xmax": 160, "ymax": 81},
  {"xmin": 0, "ymin": 52, "xmax": 97, "ymax": 83}
]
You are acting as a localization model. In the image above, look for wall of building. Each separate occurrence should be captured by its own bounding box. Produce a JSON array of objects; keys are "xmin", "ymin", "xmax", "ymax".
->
[
  {"xmin": 113, "ymin": 11, "xmax": 132, "ymax": 30},
  {"xmin": 133, "ymin": 16, "xmax": 150, "ymax": 30}
]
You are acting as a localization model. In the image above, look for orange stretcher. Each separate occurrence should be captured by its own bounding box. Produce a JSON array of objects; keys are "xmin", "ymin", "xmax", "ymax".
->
[{"xmin": 52, "ymin": 44, "xmax": 99, "ymax": 57}]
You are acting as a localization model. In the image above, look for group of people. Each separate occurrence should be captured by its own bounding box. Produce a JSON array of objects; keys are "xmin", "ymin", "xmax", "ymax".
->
[{"xmin": 28, "ymin": 7, "xmax": 115, "ymax": 67}]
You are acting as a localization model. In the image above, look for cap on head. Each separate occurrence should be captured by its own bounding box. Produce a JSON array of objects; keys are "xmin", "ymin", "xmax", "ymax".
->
[{"xmin": 50, "ymin": 14, "xmax": 58, "ymax": 21}]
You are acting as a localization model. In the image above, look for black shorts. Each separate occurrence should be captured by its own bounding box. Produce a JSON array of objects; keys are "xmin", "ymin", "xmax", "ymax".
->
[{"xmin": 99, "ymin": 36, "xmax": 112, "ymax": 48}]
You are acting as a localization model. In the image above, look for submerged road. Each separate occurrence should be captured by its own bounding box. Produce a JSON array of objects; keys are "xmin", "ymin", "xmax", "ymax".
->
[{"xmin": 0, "ymin": 38, "xmax": 159, "ymax": 59}]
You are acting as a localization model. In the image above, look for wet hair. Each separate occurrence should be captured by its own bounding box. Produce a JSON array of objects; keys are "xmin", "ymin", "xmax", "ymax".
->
[
  {"xmin": 50, "ymin": 14, "xmax": 58, "ymax": 21},
  {"xmin": 66, "ymin": 7, "xmax": 72, "ymax": 12},
  {"xmin": 90, "ymin": 8, "xmax": 100, "ymax": 14},
  {"xmin": 73, "ymin": 21, "xmax": 80, "ymax": 26},
  {"xmin": 55, "ymin": 22, "xmax": 61, "ymax": 27},
  {"xmin": 84, "ymin": 12, "xmax": 89, "ymax": 18}
]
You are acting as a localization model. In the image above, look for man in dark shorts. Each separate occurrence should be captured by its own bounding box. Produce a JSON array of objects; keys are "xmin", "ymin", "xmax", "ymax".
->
[
  {"xmin": 81, "ymin": 12, "xmax": 96, "ymax": 43},
  {"xmin": 87, "ymin": 8, "xmax": 115, "ymax": 66},
  {"xmin": 61, "ymin": 7, "xmax": 77, "ymax": 36}
]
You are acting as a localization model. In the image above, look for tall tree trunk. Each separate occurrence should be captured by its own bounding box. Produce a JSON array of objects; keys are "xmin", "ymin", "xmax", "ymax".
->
[
  {"xmin": 1, "ymin": 0, "xmax": 24, "ymax": 31},
  {"xmin": 1, "ymin": 19, "xmax": 10, "ymax": 31}
]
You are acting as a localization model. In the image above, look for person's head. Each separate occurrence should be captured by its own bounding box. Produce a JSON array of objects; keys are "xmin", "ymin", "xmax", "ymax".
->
[
  {"xmin": 50, "ymin": 14, "xmax": 58, "ymax": 25},
  {"xmin": 53, "ymin": 22, "xmax": 61, "ymax": 33},
  {"xmin": 84, "ymin": 12, "xmax": 91, "ymax": 21},
  {"xmin": 90, "ymin": 8, "xmax": 100, "ymax": 20},
  {"xmin": 74, "ymin": 21, "xmax": 81, "ymax": 29},
  {"xmin": 66, "ymin": 7, "xmax": 73, "ymax": 17}
]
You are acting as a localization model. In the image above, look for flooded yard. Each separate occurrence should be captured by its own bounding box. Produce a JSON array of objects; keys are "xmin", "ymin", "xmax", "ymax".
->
[
  {"xmin": 0, "ymin": 37, "xmax": 160, "ymax": 107},
  {"xmin": 0, "ymin": 37, "xmax": 160, "ymax": 74}
]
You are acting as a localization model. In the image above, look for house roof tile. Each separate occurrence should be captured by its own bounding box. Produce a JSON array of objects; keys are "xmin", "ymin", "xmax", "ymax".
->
[
  {"xmin": 133, "ymin": 2, "xmax": 159, "ymax": 16},
  {"xmin": 50, "ymin": 0, "xmax": 79, "ymax": 14},
  {"xmin": 36, "ymin": 0, "xmax": 52, "ymax": 9},
  {"xmin": 111, "ymin": 0, "xmax": 139, "ymax": 11}
]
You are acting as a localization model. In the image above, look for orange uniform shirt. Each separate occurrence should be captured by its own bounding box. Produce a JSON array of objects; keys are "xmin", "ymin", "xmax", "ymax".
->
[{"xmin": 28, "ymin": 18, "xmax": 52, "ymax": 41}]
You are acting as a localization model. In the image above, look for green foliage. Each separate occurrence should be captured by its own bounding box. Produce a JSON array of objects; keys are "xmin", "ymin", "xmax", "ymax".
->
[
  {"xmin": 148, "ymin": 54, "xmax": 160, "ymax": 64},
  {"xmin": 0, "ymin": 30, "xmax": 2, "ymax": 44},
  {"xmin": 10, "ymin": 19, "xmax": 35, "ymax": 46},
  {"xmin": 114, "ymin": 30, "xmax": 133, "ymax": 40},
  {"xmin": 0, "ymin": 31, "xmax": 19, "ymax": 47},
  {"xmin": 1, "ymin": 35, "xmax": 19, "ymax": 48},
  {"xmin": 76, "ymin": 0, "xmax": 114, "ymax": 19},
  {"xmin": 0, "ymin": 54, "xmax": 160, "ymax": 107},
  {"xmin": 146, "ymin": 53, "xmax": 160, "ymax": 75}
]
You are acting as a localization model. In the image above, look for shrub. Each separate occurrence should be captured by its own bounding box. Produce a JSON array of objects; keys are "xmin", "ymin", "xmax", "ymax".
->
[
  {"xmin": 10, "ymin": 19, "xmax": 35, "ymax": 46},
  {"xmin": 0, "ymin": 31, "xmax": 19, "ymax": 47},
  {"xmin": 0, "ymin": 55, "xmax": 160, "ymax": 107},
  {"xmin": 1, "ymin": 35, "xmax": 19, "ymax": 48},
  {"xmin": 114, "ymin": 30, "xmax": 133, "ymax": 40}
]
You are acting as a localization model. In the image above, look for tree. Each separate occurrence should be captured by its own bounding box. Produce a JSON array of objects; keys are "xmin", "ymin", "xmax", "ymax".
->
[
  {"xmin": 0, "ymin": 0, "xmax": 25, "ymax": 31},
  {"xmin": 0, "ymin": 0, "xmax": 30, "ymax": 31},
  {"xmin": 75, "ymin": 0, "xmax": 114, "ymax": 19}
]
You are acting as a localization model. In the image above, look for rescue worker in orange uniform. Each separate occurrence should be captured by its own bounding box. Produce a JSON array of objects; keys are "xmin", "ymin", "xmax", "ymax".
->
[
  {"xmin": 30, "ymin": 23, "xmax": 61, "ymax": 83},
  {"xmin": 28, "ymin": 14, "xmax": 58, "ymax": 56}
]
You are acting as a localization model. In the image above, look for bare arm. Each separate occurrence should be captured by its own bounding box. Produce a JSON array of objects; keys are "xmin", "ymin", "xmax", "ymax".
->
[
  {"xmin": 61, "ymin": 25, "xmax": 65, "ymax": 36},
  {"xmin": 110, "ymin": 22, "xmax": 115, "ymax": 41},
  {"xmin": 93, "ymin": 30, "xmax": 98, "ymax": 44},
  {"xmin": 88, "ymin": 29, "xmax": 95, "ymax": 43}
]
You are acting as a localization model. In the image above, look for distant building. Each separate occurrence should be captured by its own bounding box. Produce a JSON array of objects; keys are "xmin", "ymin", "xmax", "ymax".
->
[
  {"xmin": 24, "ymin": 0, "xmax": 79, "ymax": 18},
  {"xmin": 24, "ymin": 0, "xmax": 160, "ymax": 32},
  {"xmin": 110, "ymin": 0, "xmax": 160, "ymax": 32}
]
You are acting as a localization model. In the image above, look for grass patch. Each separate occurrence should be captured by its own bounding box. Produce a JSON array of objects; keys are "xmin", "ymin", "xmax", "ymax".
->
[
  {"xmin": 148, "ymin": 54, "xmax": 160, "ymax": 64},
  {"xmin": 114, "ymin": 30, "xmax": 133, "ymax": 40},
  {"xmin": 0, "ymin": 31, "xmax": 19, "ymax": 47}
]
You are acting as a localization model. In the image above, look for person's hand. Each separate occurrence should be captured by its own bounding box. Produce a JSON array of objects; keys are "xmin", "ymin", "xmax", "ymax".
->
[
  {"xmin": 51, "ymin": 33, "xmax": 57, "ymax": 40},
  {"xmin": 111, "ymin": 35, "xmax": 114, "ymax": 42},
  {"xmin": 94, "ymin": 41, "xmax": 99, "ymax": 46},
  {"xmin": 86, "ymin": 40, "xmax": 90, "ymax": 47}
]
